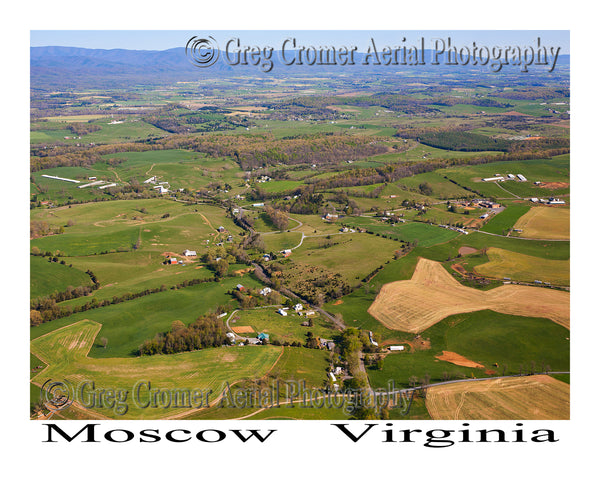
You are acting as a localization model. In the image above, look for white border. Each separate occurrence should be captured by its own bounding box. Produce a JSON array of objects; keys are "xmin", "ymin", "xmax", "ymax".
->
[{"xmin": 4, "ymin": 1, "xmax": 597, "ymax": 477}]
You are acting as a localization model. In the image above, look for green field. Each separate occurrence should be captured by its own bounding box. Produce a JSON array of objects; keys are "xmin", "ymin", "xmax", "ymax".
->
[
  {"xmin": 30, "ymin": 275, "xmax": 265, "ymax": 358},
  {"xmin": 368, "ymin": 310, "xmax": 570, "ymax": 390},
  {"xmin": 231, "ymin": 307, "xmax": 337, "ymax": 346},
  {"xmin": 30, "ymin": 256, "xmax": 92, "ymax": 299},
  {"xmin": 480, "ymin": 203, "xmax": 532, "ymax": 234},
  {"xmin": 31, "ymin": 320, "xmax": 282, "ymax": 419},
  {"xmin": 346, "ymin": 218, "xmax": 460, "ymax": 247}
]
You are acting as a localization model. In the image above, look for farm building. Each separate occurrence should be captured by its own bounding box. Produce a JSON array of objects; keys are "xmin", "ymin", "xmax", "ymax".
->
[
  {"xmin": 259, "ymin": 287, "xmax": 272, "ymax": 296},
  {"xmin": 143, "ymin": 176, "xmax": 157, "ymax": 184},
  {"xmin": 305, "ymin": 310, "xmax": 316, "ymax": 316},
  {"xmin": 78, "ymin": 180, "xmax": 105, "ymax": 189},
  {"xmin": 153, "ymin": 185, "xmax": 168, "ymax": 194},
  {"xmin": 252, "ymin": 203, "xmax": 265, "ymax": 207},
  {"xmin": 41, "ymin": 174, "xmax": 80, "ymax": 183},
  {"xmin": 183, "ymin": 249, "xmax": 197, "ymax": 256},
  {"xmin": 169, "ymin": 258, "xmax": 178, "ymax": 265},
  {"xmin": 482, "ymin": 177, "xmax": 504, "ymax": 182},
  {"xmin": 257, "ymin": 333, "xmax": 269, "ymax": 341},
  {"xmin": 548, "ymin": 197, "xmax": 565, "ymax": 205},
  {"xmin": 507, "ymin": 174, "xmax": 515, "ymax": 179},
  {"xmin": 281, "ymin": 249, "xmax": 292, "ymax": 257},
  {"xmin": 329, "ymin": 372, "xmax": 337, "ymax": 382},
  {"xmin": 217, "ymin": 226, "xmax": 226, "ymax": 232},
  {"xmin": 277, "ymin": 308, "xmax": 288, "ymax": 316},
  {"xmin": 480, "ymin": 213, "xmax": 489, "ymax": 219},
  {"xmin": 226, "ymin": 332, "xmax": 236, "ymax": 343},
  {"xmin": 517, "ymin": 174, "xmax": 528, "ymax": 182},
  {"xmin": 530, "ymin": 197, "xmax": 539, "ymax": 203},
  {"xmin": 236, "ymin": 284, "xmax": 245, "ymax": 291},
  {"xmin": 389, "ymin": 345, "xmax": 405, "ymax": 351},
  {"xmin": 294, "ymin": 303, "xmax": 303, "ymax": 312}
]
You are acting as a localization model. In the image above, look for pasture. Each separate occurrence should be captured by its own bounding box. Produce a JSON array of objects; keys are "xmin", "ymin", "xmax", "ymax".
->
[
  {"xmin": 346, "ymin": 218, "xmax": 460, "ymax": 247},
  {"xmin": 367, "ymin": 309, "xmax": 570, "ymax": 390},
  {"xmin": 30, "ymin": 256, "xmax": 92, "ymax": 299},
  {"xmin": 480, "ymin": 203, "xmax": 532, "ymax": 235},
  {"xmin": 30, "ymin": 275, "xmax": 266, "ymax": 358}
]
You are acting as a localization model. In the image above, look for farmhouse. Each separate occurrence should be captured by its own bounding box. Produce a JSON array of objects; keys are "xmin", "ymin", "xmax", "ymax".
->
[
  {"xmin": 257, "ymin": 333, "xmax": 269, "ymax": 341},
  {"xmin": 294, "ymin": 303, "xmax": 303, "ymax": 312},
  {"xmin": 259, "ymin": 287, "xmax": 272, "ymax": 296},
  {"xmin": 183, "ymin": 249, "xmax": 197, "ymax": 256}
]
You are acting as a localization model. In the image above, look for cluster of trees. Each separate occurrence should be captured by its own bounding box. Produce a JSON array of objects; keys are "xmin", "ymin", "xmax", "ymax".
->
[
  {"xmin": 287, "ymin": 191, "xmax": 324, "ymax": 215},
  {"xmin": 67, "ymin": 122, "xmax": 102, "ymax": 136},
  {"xmin": 415, "ymin": 131, "xmax": 512, "ymax": 152},
  {"xmin": 263, "ymin": 205, "xmax": 289, "ymax": 231},
  {"xmin": 230, "ymin": 286, "xmax": 281, "ymax": 309},
  {"xmin": 144, "ymin": 107, "xmax": 247, "ymax": 134},
  {"xmin": 276, "ymin": 263, "xmax": 352, "ymax": 305},
  {"xmin": 138, "ymin": 313, "xmax": 227, "ymax": 355}
]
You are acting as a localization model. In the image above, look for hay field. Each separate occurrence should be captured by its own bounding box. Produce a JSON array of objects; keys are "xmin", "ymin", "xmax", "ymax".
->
[
  {"xmin": 426, "ymin": 375, "xmax": 569, "ymax": 420},
  {"xmin": 367, "ymin": 258, "xmax": 569, "ymax": 333},
  {"xmin": 474, "ymin": 247, "xmax": 570, "ymax": 286},
  {"xmin": 513, "ymin": 206, "xmax": 570, "ymax": 240}
]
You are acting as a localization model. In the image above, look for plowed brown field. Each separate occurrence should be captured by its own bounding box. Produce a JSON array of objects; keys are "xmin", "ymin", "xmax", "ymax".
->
[
  {"xmin": 425, "ymin": 375, "xmax": 569, "ymax": 420},
  {"xmin": 368, "ymin": 258, "xmax": 569, "ymax": 333}
]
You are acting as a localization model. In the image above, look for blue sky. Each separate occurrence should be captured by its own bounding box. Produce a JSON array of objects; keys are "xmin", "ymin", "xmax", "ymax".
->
[{"xmin": 30, "ymin": 30, "xmax": 569, "ymax": 54}]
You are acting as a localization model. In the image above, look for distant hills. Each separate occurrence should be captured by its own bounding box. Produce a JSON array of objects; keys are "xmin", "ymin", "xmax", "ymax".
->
[{"xmin": 30, "ymin": 45, "xmax": 569, "ymax": 89}]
